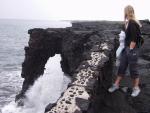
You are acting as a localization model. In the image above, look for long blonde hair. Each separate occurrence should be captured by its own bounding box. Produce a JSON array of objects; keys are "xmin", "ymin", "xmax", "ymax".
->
[{"xmin": 124, "ymin": 5, "xmax": 142, "ymax": 27}]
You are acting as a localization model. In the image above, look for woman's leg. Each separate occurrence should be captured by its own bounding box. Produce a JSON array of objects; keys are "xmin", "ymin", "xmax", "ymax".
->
[
  {"xmin": 128, "ymin": 48, "xmax": 141, "ymax": 97},
  {"xmin": 114, "ymin": 76, "xmax": 123, "ymax": 86},
  {"xmin": 115, "ymin": 49, "xmax": 128, "ymax": 86},
  {"xmin": 132, "ymin": 77, "xmax": 140, "ymax": 88},
  {"xmin": 131, "ymin": 77, "xmax": 140, "ymax": 97},
  {"xmin": 108, "ymin": 49, "xmax": 128, "ymax": 92},
  {"xmin": 108, "ymin": 76, "xmax": 124, "ymax": 92}
]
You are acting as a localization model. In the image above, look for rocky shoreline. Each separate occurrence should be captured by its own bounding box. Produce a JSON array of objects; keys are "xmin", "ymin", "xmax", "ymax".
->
[{"xmin": 16, "ymin": 20, "xmax": 150, "ymax": 113}]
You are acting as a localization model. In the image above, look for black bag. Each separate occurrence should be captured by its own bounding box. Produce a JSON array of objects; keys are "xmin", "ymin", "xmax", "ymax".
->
[{"xmin": 137, "ymin": 35, "xmax": 144, "ymax": 48}]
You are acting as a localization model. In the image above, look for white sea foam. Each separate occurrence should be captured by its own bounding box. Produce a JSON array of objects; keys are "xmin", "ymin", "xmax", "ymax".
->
[{"xmin": 1, "ymin": 54, "xmax": 71, "ymax": 113}]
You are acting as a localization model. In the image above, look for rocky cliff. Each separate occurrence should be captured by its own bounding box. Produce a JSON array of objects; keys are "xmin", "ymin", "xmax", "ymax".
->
[{"xmin": 16, "ymin": 20, "xmax": 150, "ymax": 113}]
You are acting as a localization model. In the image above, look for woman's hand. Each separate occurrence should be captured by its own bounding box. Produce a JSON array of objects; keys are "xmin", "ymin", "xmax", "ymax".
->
[
  {"xmin": 126, "ymin": 41, "xmax": 136, "ymax": 55},
  {"xmin": 130, "ymin": 41, "xmax": 136, "ymax": 49}
]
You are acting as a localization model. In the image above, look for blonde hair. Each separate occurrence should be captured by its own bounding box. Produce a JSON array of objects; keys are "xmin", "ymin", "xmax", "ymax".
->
[{"xmin": 124, "ymin": 5, "xmax": 142, "ymax": 27}]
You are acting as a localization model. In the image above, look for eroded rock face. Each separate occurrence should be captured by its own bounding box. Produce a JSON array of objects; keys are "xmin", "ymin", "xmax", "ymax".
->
[
  {"xmin": 46, "ymin": 40, "xmax": 115, "ymax": 113},
  {"xmin": 15, "ymin": 20, "xmax": 150, "ymax": 113}
]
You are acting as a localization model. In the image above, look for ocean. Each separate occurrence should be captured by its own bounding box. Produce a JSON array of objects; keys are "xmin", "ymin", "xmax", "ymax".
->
[{"xmin": 0, "ymin": 19, "xmax": 72, "ymax": 113}]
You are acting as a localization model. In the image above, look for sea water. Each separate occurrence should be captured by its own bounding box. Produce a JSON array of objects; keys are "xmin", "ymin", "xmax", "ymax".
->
[{"xmin": 0, "ymin": 19, "xmax": 72, "ymax": 113}]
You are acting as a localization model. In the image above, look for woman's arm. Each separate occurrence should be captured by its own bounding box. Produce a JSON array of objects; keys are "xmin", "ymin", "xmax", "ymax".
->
[{"xmin": 129, "ymin": 21, "xmax": 138, "ymax": 49}]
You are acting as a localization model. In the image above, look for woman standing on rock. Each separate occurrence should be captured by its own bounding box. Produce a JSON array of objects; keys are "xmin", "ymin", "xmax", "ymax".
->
[{"xmin": 108, "ymin": 5, "xmax": 142, "ymax": 97}]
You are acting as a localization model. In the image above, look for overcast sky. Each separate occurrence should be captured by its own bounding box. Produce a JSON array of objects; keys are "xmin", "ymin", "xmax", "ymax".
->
[{"xmin": 0, "ymin": 0, "xmax": 149, "ymax": 21}]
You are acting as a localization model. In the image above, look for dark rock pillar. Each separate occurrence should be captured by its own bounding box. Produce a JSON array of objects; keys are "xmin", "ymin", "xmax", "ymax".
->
[{"xmin": 15, "ymin": 28, "xmax": 63, "ymax": 102}]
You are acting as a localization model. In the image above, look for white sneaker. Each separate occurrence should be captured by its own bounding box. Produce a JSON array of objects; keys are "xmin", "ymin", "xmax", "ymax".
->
[
  {"xmin": 131, "ymin": 87, "xmax": 141, "ymax": 97},
  {"xmin": 108, "ymin": 84, "xmax": 119, "ymax": 93}
]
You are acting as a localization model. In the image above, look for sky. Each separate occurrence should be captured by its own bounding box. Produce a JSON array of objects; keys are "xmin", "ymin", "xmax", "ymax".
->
[{"xmin": 0, "ymin": 0, "xmax": 149, "ymax": 21}]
